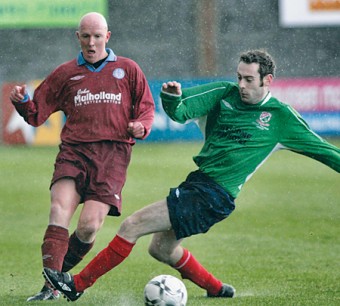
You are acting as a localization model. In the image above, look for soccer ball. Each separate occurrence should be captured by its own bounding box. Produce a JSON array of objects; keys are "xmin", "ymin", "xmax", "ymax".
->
[{"xmin": 144, "ymin": 274, "xmax": 188, "ymax": 306}]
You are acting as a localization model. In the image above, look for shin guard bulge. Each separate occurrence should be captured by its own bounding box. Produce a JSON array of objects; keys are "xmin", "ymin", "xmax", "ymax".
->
[
  {"xmin": 62, "ymin": 231, "xmax": 94, "ymax": 272},
  {"xmin": 74, "ymin": 235, "xmax": 135, "ymax": 291},
  {"xmin": 173, "ymin": 248, "xmax": 222, "ymax": 295},
  {"xmin": 41, "ymin": 225, "xmax": 69, "ymax": 271}
]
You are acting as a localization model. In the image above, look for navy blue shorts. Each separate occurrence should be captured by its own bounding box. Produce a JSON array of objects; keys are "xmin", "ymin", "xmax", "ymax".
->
[{"xmin": 167, "ymin": 170, "xmax": 235, "ymax": 240}]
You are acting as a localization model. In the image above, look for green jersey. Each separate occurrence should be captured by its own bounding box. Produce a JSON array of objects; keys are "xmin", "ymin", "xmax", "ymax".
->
[{"xmin": 161, "ymin": 81, "xmax": 340, "ymax": 199}]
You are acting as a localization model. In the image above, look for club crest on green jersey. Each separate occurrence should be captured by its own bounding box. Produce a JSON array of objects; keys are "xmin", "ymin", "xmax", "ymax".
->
[{"xmin": 255, "ymin": 112, "xmax": 272, "ymax": 130}]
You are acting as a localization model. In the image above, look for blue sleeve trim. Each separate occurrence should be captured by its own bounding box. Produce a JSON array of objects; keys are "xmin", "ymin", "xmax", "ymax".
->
[{"xmin": 21, "ymin": 94, "xmax": 29, "ymax": 103}]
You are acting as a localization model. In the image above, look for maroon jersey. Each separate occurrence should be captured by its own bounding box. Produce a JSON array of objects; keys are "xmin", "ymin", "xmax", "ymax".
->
[{"xmin": 13, "ymin": 49, "xmax": 154, "ymax": 144}]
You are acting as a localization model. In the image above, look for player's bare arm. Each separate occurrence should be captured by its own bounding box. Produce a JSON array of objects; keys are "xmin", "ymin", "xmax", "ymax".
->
[
  {"xmin": 10, "ymin": 84, "xmax": 27, "ymax": 103},
  {"xmin": 162, "ymin": 81, "xmax": 182, "ymax": 95}
]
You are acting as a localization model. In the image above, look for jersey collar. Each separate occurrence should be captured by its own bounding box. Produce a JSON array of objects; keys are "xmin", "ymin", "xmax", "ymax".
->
[
  {"xmin": 77, "ymin": 48, "xmax": 117, "ymax": 66},
  {"xmin": 260, "ymin": 91, "xmax": 272, "ymax": 106}
]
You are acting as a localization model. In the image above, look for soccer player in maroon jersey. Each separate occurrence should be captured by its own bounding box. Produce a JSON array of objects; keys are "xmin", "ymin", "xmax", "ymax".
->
[{"xmin": 10, "ymin": 12, "xmax": 154, "ymax": 301}]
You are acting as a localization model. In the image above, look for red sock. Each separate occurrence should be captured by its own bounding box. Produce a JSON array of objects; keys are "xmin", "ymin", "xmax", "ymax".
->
[
  {"xmin": 41, "ymin": 225, "xmax": 69, "ymax": 271},
  {"xmin": 173, "ymin": 248, "xmax": 222, "ymax": 295},
  {"xmin": 74, "ymin": 235, "xmax": 135, "ymax": 292}
]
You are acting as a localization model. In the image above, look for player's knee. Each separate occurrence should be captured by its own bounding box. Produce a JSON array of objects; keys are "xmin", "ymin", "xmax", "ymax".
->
[
  {"xmin": 77, "ymin": 219, "xmax": 102, "ymax": 242},
  {"xmin": 120, "ymin": 214, "xmax": 137, "ymax": 231},
  {"xmin": 118, "ymin": 214, "xmax": 141, "ymax": 239}
]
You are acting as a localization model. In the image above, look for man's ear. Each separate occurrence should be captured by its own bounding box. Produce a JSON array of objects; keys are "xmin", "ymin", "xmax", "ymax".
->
[
  {"xmin": 263, "ymin": 74, "xmax": 273, "ymax": 87},
  {"xmin": 106, "ymin": 31, "xmax": 111, "ymax": 43}
]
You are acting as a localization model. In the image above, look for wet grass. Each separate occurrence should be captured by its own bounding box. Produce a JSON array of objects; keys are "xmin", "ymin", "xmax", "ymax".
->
[{"xmin": 0, "ymin": 140, "xmax": 339, "ymax": 305}]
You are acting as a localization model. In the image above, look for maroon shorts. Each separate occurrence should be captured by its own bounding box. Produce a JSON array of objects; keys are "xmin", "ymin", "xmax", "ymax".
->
[{"xmin": 51, "ymin": 141, "xmax": 132, "ymax": 216}]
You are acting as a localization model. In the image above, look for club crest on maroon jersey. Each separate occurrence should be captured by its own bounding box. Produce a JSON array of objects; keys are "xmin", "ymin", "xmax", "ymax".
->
[{"xmin": 113, "ymin": 68, "xmax": 125, "ymax": 79}]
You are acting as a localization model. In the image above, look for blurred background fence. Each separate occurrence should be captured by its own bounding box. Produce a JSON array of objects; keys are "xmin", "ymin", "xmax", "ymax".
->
[{"xmin": 1, "ymin": 0, "xmax": 340, "ymax": 144}]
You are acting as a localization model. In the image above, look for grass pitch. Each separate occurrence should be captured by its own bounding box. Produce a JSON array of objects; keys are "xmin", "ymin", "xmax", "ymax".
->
[{"xmin": 0, "ymin": 140, "xmax": 339, "ymax": 305}]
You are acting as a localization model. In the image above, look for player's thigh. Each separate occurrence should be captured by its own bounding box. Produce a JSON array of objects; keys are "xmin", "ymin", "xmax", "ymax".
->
[
  {"xmin": 81, "ymin": 200, "xmax": 111, "ymax": 222},
  {"xmin": 118, "ymin": 199, "xmax": 171, "ymax": 240},
  {"xmin": 49, "ymin": 178, "xmax": 81, "ymax": 226},
  {"xmin": 77, "ymin": 200, "xmax": 111, "ymax": 239}
]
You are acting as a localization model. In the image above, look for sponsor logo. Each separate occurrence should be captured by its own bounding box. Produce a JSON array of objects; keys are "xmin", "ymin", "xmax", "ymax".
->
[
  {"xmin": 216, "ymin": 125, "xmax": 252, "ymax": 145},
  {"xmin": 70, "ymin": 75, "xmax": 85, "ymax": 81},
  {"xmin": 113, "ymin": 68, "xmax": 125, "ymax": 79},
  {"xmin": 221, "ymin": 99, "xmax": 233, "ymax": 110},
  {"xmin": 175, "ymin": 188, "xmax": 180, "ymax": 198},
  {"xmin": 74, "ymin": 88, "xmax": 122, "ymax": 106},
  {"xmin": 255, "ymin": 112, "xmax": 272, "ymax": 130},
  {"xmin": 58, "ymin": 282, "xmax": 71, "ymax": 292}
]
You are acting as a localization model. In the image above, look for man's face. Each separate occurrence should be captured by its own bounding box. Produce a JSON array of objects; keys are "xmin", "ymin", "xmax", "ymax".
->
[
  {"xmin": 76, "ymin": 23, "xmax": 111, "ymax": 64},
  {"xmin": 237, "ymin": 62, "xmax": 269, "ymax": 105}
]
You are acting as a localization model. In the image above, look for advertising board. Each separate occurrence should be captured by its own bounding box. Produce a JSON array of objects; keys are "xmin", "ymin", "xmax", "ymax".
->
[
  {"xmin": 1, "ymin": 78, "xmax": 340, "ymax": 145},
  {"xmin": 0, "ymin": 0, "xmax": 107, "ymax": 28}
]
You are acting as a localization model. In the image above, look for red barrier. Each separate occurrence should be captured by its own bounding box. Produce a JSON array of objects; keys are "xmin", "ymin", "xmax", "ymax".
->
[{"xmin": 271, "ymin": 78, "xmax": 340, "ymax": 112}]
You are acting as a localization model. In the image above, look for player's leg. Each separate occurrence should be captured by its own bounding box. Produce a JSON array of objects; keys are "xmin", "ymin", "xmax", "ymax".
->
[
  {"xmin": 43, "ymin": 199, "xmax": 171, "ymax": 301},
  {"xmin": 147, "ymin": 170, "xmax": 236, "ymax": 298},
  {"xmin": 27, "ymin": 179, "xmax": 80, "ymax": 302},
  {"xmin": 43, "ymin": 179, "xmax": 80, "ymax": 269},
  {"xmin": 62, "ymin": 200, "xmax": 111, "ymax": 272},
  {"xmin": 148, "ymin": 229, "xmax": 183, "ymax": 265},
  {"xmin": 148, "ymin": 231, "xmax": 234, "ymax": 297},
  {"xmin": 74, "ymin": 199, "xmax": 171, "ymax": 288},
  {"xmin": 118, "ymin": 198, "xmax": 171, "ymax": 242},
  {"xmin": 63, "ymin": 141, "xmax": 130, "ymax": 272}
]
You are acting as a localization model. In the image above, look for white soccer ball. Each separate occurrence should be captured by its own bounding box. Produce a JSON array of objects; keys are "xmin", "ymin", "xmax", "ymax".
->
[{"xmin": 144, "ymin": 274, "xmax": 188, "ymax": 306}]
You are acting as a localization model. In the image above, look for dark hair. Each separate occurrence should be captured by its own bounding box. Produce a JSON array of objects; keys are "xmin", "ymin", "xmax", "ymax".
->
[{"xmin": 239, "ymin": 49, "xmax": 276, "ymax": 79}]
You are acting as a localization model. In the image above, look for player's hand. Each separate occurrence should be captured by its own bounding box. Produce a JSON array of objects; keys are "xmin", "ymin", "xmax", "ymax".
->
[
  {"xmin": 10, "ymin": 84, "xmax": 27, "ymax": 103},
  {"xmin": 162, "ymin": 81, "xmax": 182, "ymax": 95},
  {"xmin": 127, "ymin": 121, "xmax": 145, "ymax": 139}
]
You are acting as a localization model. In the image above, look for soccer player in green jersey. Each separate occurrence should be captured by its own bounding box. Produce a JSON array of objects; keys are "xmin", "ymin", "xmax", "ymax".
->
[{"xmin": 43, "ymin": 49, "xmax": 340, "ymax": 302}]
